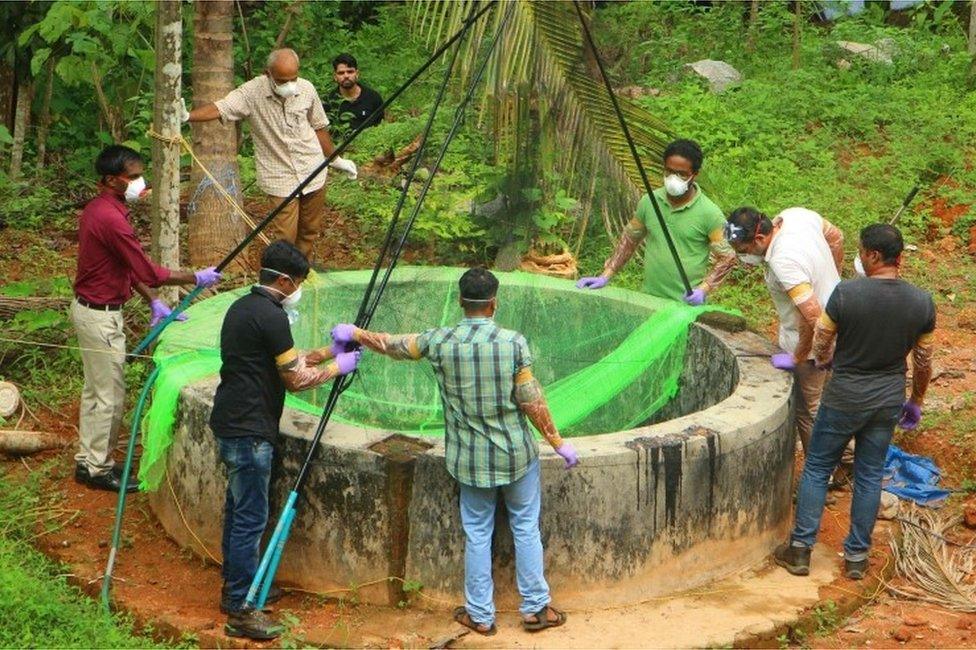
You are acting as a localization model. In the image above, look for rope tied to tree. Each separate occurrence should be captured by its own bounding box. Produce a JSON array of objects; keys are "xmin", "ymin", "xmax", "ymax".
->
[{"xmin": 146, "ymin": 127, "xmax": 271, "ymax": 246}]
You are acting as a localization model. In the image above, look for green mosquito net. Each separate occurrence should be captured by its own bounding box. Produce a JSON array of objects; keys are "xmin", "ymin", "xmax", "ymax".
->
[{"xmin": 139, "ymin": 266, "xmax": 724, "ymax": 490}]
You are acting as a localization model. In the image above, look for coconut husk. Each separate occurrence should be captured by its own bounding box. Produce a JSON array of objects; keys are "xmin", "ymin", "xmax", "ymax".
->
[{"xmin": 518, "ymin": 249, "xmax": 578, "ymax": 279}]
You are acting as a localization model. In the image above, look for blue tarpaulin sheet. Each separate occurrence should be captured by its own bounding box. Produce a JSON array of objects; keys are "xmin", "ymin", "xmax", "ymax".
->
[{"xmin": 883, "ymin": 444, "xmax": 950, "ymax": 506}]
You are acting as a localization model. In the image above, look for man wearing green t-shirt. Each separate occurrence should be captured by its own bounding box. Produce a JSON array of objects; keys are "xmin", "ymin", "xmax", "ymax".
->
[{"xmin": 576, "ymin": 139, "xmax": 735, "ymax": 304}]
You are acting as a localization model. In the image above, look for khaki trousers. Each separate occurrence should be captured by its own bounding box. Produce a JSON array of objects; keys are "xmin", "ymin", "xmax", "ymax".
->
[
  {"xmin": 264, "ymin": 188, "xmax": 326, "ymax": 260},
  {"xmin": 70, "ymin": 299, "xmax": 126, "ymax": 476},
  {"xmin": 794, "ymin": 360, "xmax": 854, "ymax": 467}
]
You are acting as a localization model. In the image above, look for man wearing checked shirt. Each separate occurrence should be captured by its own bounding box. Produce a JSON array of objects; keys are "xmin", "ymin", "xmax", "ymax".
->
[{"xmin": 331, "ymin": 268, "xmax": 578, "ymax": 636}]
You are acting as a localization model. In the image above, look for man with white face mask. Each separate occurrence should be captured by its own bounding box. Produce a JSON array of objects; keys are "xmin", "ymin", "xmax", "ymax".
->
[
  {"xmin": 185, "ymin": 49, "xmax": 357, "ymax": 260},
  {"xmin": 71, "ymin": 145, "xmax": 222, "ymax": 492},
  {"xmin": 577, "ymin": 139, "xmax": 735, "ymax": 303},
  {"xmin": 209, "ymin": 240, "xmax": 360, "ymax": 640},
  {"xmin": 724, "ymin": 206, "xmax": 844, "ymax": 459}
]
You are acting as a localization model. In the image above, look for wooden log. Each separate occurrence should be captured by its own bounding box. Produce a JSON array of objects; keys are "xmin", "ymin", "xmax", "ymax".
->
[
  {"xmin": 0, "ymin": 296, "xmax": 71, "ymax": 320},
  {"xmin": 0, "ymin": 430, "xmax": 63, "ymax": 456}
]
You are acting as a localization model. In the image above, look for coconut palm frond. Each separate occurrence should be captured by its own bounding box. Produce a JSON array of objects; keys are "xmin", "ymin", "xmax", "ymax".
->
[{"xmin": 412, "ymin": 0, "xmax": 673, "ymax": 236}]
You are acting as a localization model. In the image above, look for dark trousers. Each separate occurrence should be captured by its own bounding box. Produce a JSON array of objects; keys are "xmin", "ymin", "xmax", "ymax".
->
[
  {"xmin": 218, "ymin": 436, "xmax": 273, "ymax": 612},
  {"xmin": 791, "ymin": 404, "xmax": 900, "ymax": 561}
]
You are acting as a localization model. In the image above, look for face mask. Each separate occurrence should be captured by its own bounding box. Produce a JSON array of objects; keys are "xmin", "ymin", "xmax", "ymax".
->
[
  {"xmin": 663, "ymin": 174, "xmax": 691, "ymax": 197},
  {"xmin": 282, "ymin": 285, "xmax": 302, "ymax": 309},
  {"xmin": 260, "ymin": 267, "xmax": 303, "ymax": 312},
  {"xmin": 273, "ymin": 80, "xmax": 298, "ymax": 98},
  {"xmin": 738, "ymin": 253, "xmax": 764, "ymax": 266},
  {"xmin": 854, "ymin": 256, "xmax": 866, "ymax": 277},
  {"xmin": 124, "ymin": 176, "xmax": 147, "ymax": 203}
]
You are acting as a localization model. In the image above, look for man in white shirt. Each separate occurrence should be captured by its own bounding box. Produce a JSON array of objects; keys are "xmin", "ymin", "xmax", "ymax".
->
[
  {"xmin": 724, "ymin": 206, "xmax": 844, "ymax": 455},
  {"xmin": 185, "ymin": 49, "xmax": 357, "ymax": 259}
]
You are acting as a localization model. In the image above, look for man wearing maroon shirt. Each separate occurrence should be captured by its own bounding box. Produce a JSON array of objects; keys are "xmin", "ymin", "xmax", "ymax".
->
[{"xmin": 71, "ymin": 144, "xmax": 221, "ymax": 492}]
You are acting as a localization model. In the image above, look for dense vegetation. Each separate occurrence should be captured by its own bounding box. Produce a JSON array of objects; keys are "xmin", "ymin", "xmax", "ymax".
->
[{"xmin": 1, "ymin": 1, "xmax": 975, "ymax": 644}]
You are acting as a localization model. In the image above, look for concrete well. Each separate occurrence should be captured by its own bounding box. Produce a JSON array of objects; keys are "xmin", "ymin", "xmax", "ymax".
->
[{"xmin": 149, "ymin": 268, "xmax": 795, "ymax": 610}]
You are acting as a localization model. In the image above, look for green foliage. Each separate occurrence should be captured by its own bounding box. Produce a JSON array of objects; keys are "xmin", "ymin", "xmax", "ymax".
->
[
  {"xmin": 0, "ymin": 468, "xmax": 163, "ymax": 648},
  {"xmin": 812, "ymin": 599, "xmax": 842, "ymax": 636}
]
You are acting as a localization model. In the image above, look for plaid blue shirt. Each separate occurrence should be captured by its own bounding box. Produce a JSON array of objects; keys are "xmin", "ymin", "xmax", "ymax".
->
[{"xmin": 416, "ymin": 317, "xmax": 538, "ymax": 488}]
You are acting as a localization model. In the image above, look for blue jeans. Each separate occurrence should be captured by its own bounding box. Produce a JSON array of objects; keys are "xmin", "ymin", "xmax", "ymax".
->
[
  {"xmin": 217, "ymin": 436, "xmax": 273, "ymax": 612},
  {"xmin": 459, "ymin": 459, "xmax": 550, "ymax": 625},
  {"xmin": 791, "ymin": 404, "xmax": 900, "ymax": 561}
]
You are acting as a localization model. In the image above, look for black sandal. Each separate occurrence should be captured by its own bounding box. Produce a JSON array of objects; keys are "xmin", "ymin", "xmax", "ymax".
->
[
  {"xmin": 522, "ymin": 605, "xmax": 567, "ymax": 632},
  {"xmin": 453, "ymin": 606, "xmax": 497, "ymax": 636}
]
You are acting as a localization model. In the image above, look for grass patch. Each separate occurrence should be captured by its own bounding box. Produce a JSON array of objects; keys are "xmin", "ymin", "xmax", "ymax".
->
[{"xmin": 0, "ymin": 466, "xmax": 165, "ymax": 648}]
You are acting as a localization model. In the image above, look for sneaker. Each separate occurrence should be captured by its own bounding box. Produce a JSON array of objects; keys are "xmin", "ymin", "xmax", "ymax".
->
[
  {"xmin": 773, "ymin": 543, "xmax": 811, "ymax": 576},
  {"xmin": 224, "ymin": 607, "xmax": 284, "ymax": 641},
  {"xmin": 845, "ymin": 557, "xmax": 869, "ymax": 580},
  {"xmin": 220, "ymin": 585, "xmax": 283, "ymax": 614}
]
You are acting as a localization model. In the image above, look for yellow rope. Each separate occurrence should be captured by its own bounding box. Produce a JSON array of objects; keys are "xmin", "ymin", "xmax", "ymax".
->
[{"xmin": 147, "ymin": 127, "xmax": 271, "ymax": 247}]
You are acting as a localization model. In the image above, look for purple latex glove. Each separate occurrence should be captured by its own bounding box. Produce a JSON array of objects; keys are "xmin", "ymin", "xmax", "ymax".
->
[
  {"xmin": 683, "ymin": 288, "xmax": 706, "ymax": 306},
  {"xmin": 576, "ymin": 276, "xmax": 608, "ymax": 290},
  {"xmin": 899, "ymin": 401, "xmax": 922, "ymax": 430},
  {"xmin": 771, "ymin": 352, "xmax": 796, "ymax": 371},
  {"xmin": 555, "ymin": 442, "xmax": 579, "ymax": 469},
  {"xmin": 334, "ymin": 350, "xmax": 361, "ymax": 375},
  {"xmin": 331, "ymin": 323, "xmax": 357, "ymax": 344},
  {"xmin": 194, "ymin": 266, "xmax": 222, "ymax": 288},
  {"xmin": 149, "ymin": 299, "xmax": 187, "ymax": 327},
  {"xmin": 329, "ymin": 340, "xmax": 351, "ymax": 357}
]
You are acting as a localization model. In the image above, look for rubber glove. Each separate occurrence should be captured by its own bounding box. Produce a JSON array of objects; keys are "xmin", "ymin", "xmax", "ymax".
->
[
  {"xmin": 576, "ymin": 276, "xmax": 608, "ymax": 290},
  {"xmin": 194, "ymin": 266, "xmax": 222, "ymax": 288},
  {"xmin": 555, "ymin": 442, "xmax": 579, "ymax": 469},
  {"xmin": 334, "ymin": 350, "xmax": 361, "ymax": 375},
  {"xmin": 899, "ymin": 401, "xmax": 922, "ymax": 430},
  {"xmin": 331, "ymin": 323, "xmax": 357, "ymax": 344},
  {"xmin": 771, "ymin": 353, "xmax": 796, "ymax": 371},
  {"xmin": 149, "ymin": 299, "xmax": 188, "ymax": 327},
  {"xmin": 329, "ymin": 340, "xmax": 350, "ymax": 357},
  {"xmin": 683, "ymin": 288, "xmax": 706, "ymax": 306},
  {"xmin": 330, "ymin": 157, "xmax": 358, "ymax": 180},
  {"xmin": 178, "ymin": 97, "xmax": 190, "ymax": 123}
]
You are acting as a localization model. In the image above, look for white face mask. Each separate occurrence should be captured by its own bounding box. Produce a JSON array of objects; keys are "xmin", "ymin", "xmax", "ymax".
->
[
  {"xmin": 282, "ymin": 285, "xmax": 302, "ymax": 309},
  {"xmin": 853, "ymin": 256, "xmax": 866, "ymax": 277},
  {"xmin": 738, "ymin": 253, "xmax": 764, "ymax": 266},
  {"xmin": 260, "ymin": 267, "xmax": 303, "ymax": 312},
  {"xmin": 124, "ymin": 176, "xmax": 147, "ymax": 203},
  {"xmin": 273, "ymin": 80, "xmax": 299, "ymax": 98},
  {"xmin": 663, "ymin": 174, "xmax": 691, "ymax": 197}
]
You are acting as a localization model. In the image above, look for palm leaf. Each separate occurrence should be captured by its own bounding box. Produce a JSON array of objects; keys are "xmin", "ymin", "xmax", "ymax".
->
[{"xmin": 412, "ymin": 0, "xmax": 673, "ymax": 239}]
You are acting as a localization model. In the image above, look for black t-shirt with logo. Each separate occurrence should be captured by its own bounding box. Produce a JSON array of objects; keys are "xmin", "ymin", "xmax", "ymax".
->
[
  {"xmin": 323, "ymin": 83, "xmax": 384, "ymax": 133},
  {"xmin": 821, "ymin": 277, "xmax": 936, "ymax": 412},
  {"xmin": 210, "ymin": 286, "xmax": 294, "ymax": 442}
]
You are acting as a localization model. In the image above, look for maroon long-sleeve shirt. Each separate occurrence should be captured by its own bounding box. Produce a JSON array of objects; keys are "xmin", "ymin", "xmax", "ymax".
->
[{"xmin": 73, "ymin": 191, "xmax": 171, "ymax": 305}]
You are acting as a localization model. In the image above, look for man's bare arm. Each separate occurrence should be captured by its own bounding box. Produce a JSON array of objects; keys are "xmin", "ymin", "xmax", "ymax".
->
[
  {"xmin": 276, "ymin": 349, "xmax": 339, "ymax": 392},
  {"xmin": 910, "ymin": 333, "xmax": 934, "ymax": 405},
  {"xmin": 812, "ymin": 311, "xmax": 838, "ymax": 368},
  {"xmin": 699, "ymin": 230, "xmax": 738, "ymax": 293},
  {"xmin": 133, "ymin": 281, "xmax": 155, "ymax": 304},
  {"xmin": 821, "ymin": 218, "xmax": 845, "ymax": 275},
  {"xmin": 187, "ymin": 102, "xmax": 221, "ymax": 123},
  {"xmin": 315, "ymin": 128, "xmax": 336, "ymax": 158},
  {"xmin": 788, "ymin": 282, "xmax": 823, "ymax": 363},
  {"xmin": 513, "ymin": 368, "xmax": 564, "ymax": 450},
  {"xmin": 601, "ymin": 218, "xmax": 647, "ymax": 279},
  {"xmin": 349, "ymin": 328, "xmax": 422, "ymax": 360}
]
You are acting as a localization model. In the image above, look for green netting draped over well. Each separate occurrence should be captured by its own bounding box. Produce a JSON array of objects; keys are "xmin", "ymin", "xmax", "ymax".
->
[{"xmin": 139, "ymin": 266, "xmax": 723, "ymax": 490}]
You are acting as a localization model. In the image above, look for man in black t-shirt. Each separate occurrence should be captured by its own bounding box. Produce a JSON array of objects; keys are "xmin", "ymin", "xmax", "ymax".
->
[
  {"xmin": 775, "ymin": 224, "xmax": 936, "ymax": 581},
  {"xmin": 209, "ymin": 240, "xmax": 360, "ymax": 640},
  {"xmin": 322, "ymin": 53, "xmax": 384, "ymax": 134}
]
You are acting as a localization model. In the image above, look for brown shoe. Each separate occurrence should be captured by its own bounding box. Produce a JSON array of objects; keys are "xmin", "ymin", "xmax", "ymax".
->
[{"xmin": 224, "ymin": 607, "xmax": 283, "ymax": 640}]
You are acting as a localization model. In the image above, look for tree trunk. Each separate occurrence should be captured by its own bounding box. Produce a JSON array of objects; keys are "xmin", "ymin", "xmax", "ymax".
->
[
  {"xmin": 969, "ymin": 1, "xmax": 976, "ymax": 78},
  {"xmin": 188, "ymin": 0, "xmax": 247, "ymax": 270},
  {"xmin": 35, "ymin": 58, "xmax": 55, "ymax": 172},
  {"xmin": 0, "ymin": 62, "xmax": 14, "ymax": 134},
  {"xmin": 746, "ymin": 0, "xmax": 759, "ymax": 53},
  {"xmin": 92, "ymin": 63, "xmax": 124, "ymax": 142},
  {"xmin": 151, "ymin": 0, "xmax": 183, "ymax": 304},
  {"xmin": 9, "ymin": 80, "xmax": 33, "ymax": 180},
  {"xmin": 275, "ymin": 1, "xmax": 306, "ymax": 50},
  {"xmin": 792, "ymin": 1, "xmax": 802, "ymax": 71}
]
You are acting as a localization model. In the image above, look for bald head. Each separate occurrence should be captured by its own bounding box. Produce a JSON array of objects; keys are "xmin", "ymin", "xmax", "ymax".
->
[{"xmin": 266, "ymin": 49, "xmax": 300, "ymax": 83}]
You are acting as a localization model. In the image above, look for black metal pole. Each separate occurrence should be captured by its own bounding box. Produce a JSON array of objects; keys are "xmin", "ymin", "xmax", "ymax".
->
[{"xmin": 571, "ymin": 0, "xmax": 692, "ymax": 295}]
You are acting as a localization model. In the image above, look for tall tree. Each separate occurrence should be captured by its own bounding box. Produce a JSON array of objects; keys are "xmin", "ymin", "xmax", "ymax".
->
[
  {"xmin": 151, "ymin": 0, "xmax": 183, "ymax": 304},
  {"xmin": 187, "ymin": 0, "xmax": 247, "ymax": 269}
]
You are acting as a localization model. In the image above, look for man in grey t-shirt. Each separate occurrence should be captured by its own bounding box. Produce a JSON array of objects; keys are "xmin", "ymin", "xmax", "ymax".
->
[{"xmin": 774, "ymin": 224, "xmax": 936, "ymax": 580}]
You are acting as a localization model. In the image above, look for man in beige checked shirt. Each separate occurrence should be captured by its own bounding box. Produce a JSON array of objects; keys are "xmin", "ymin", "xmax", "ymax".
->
[{"xmin": 185, "ymin": 49, "xmax": 358, "ymax": 259}]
